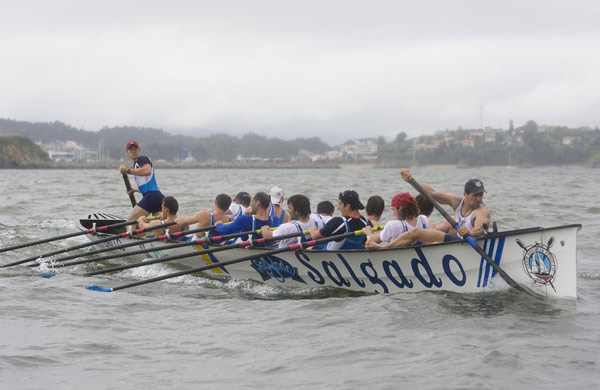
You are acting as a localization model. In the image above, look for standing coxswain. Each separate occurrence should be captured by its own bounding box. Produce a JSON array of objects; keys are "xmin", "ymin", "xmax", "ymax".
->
[{"xmin": 119, "ymin": 140, "xmax": 164, "ymax": 224}]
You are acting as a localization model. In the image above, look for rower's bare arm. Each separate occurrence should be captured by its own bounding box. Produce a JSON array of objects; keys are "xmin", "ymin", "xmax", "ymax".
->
[
  {"xmin": 400, "ymin": 168, "xmax": 459, "ymax": 207},
  {"xmin": 176, "ymin": 210, "xmax": 208, "ymax": 227},
  {"xmin": 470, "ymin": 207, "xmax": 491, "ymax": 237},
  {"xmin": 309, "ymin": 226, "xmax": 322, "ymax": 240}
]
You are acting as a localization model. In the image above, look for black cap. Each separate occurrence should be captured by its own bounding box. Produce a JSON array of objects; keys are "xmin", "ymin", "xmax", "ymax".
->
[
  {"xmin": 339, "ymin": 190, "xmax": 365, "ymax": 210},
  {"xmin": 464, "ymin": 179, "xmax": 486, "ymax": 194},
  {"xmin": 235, "ymin": 191, "xmax": 251, "ymax": 203}
]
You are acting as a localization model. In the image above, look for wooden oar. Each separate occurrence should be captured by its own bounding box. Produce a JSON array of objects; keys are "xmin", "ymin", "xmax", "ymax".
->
[
  {"xmin": 83, "ymin": 227, "xmax": 317, "ymax": 276},
  {"xmin": 0, "ymin": 218, "xmax": 140, "ymax": 255},
  {"xmin": 86, "ymin": 229, "xmax": 370, "ymax": 292},
  {"xmin": 123, "ymin": 174, "xmax": 137, "ymax": 207},
  {"xmin": 2, "ymin": 221, "xmax": 176, "ymax": 268},
  {"xmin": 407, "ymin": 177, "xmax": 531, "ymax": 294},
  {"xmin": 30, "ymin": 224, "xmax": 218, "ymax": 267},
  {"xmin": 46, "ymin": 226, "xmax": 271, "ymax": 270}
]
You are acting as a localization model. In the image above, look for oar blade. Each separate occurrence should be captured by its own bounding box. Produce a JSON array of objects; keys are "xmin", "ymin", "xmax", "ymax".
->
[{"xmin": 86, "ymin": 285, "xmax": 113, "ymax": 292}]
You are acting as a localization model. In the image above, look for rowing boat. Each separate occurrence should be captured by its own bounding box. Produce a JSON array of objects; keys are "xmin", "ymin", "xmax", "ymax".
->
[{"xmin": 76, "ymin": 213, "xmax": 580, "ymax": 299}]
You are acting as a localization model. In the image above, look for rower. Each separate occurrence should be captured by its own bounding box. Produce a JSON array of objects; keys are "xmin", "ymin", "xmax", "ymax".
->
[
  {"xmin": 261, "ymin": 194, "xmax": 325, "ymax": 248},
  {"xmin": 415, "ymin": 194, "xmax": 437, "ymax": 228},
  {"xmin": 365, "ymin": 195, "xmax": 385, "ymax": 226},
  {"xmin": 268, "ymin": 186, "xmax": 290, "ymax": 226},
  {"xmin": 310, "ymin": 200, "xmax": 335, "ymax": 224},
  {"xmin": 119, "ymin": 140, "xmax": 164, "ymax": 225},
  {"xmin": 175, "ymin": 194, "xmax": 232, "ymax": 239},
  {"xmin": 136, "ymin": 196, "xmax": 184, "ymax": 237},
  {"xmin": 215, "ymin": 192, "xmax": 278, "ymax": 247},
  {"xmin": 367, "ymin": 170, "xmax": 490, "ymax": 249},
  {"xmin": 228, "ymin": 191, "xmax": 252, "ymax": 220},
  {"xmin": 363, "ymin": 192, "xmax": 429, "ymax": 245},
  {"xmin": 309, "ymin": 190, "xmax": 372, "ymax": 250}
]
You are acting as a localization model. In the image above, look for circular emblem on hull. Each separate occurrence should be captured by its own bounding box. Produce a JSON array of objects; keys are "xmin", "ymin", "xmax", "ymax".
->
[{"xmin": 517, "ymin": 237, "xmax": 557, "ymax": 286}]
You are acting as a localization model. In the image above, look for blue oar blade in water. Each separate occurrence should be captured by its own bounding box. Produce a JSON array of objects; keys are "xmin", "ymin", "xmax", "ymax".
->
[
  {"xmin": 39, "ymin": 273, "xmax": 57, "ymax": 278},
  {"xmin": 86, "ymin": 285, "xmax": 113, "ymax": 292}
]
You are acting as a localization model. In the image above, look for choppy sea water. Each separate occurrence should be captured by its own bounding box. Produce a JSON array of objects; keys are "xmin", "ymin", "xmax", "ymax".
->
[{"xmin": 0, "ymin": 167, "xmax": 599, "ymax": 389}]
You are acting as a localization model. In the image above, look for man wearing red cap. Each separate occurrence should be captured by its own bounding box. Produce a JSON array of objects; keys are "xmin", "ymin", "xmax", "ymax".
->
[
  {"xmin": 363, "ymin": 192, "xmax": 430, "ymax": 245},
  {"xmin": 119, "ymin": 141, "xmax": 164, "ymax": 222}
]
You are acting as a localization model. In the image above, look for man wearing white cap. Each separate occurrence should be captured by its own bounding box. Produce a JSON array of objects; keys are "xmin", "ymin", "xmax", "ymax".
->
[{"xmin": 269, "ymin": 186, "xmax": 290, "ymax": 226}]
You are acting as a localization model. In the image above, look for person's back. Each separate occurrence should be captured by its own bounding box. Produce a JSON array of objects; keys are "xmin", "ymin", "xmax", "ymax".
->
[
  {"xmin": 310, "ymin": 200, "xmax": 335, "ymax": 224},
  {"xmin": 416, "ymin": 194, "xmax": 436, "ymax": 228},
  {"xmin": 366, "ymin": 195, "xmax": 385, "ymax": 226},
  {"xmin": 269, "ymin": 186, "xmax": 290, "ymax": 226},
  {"xmin": 365, "ymin": 193, "xmax": 423, "ymax": 244}
]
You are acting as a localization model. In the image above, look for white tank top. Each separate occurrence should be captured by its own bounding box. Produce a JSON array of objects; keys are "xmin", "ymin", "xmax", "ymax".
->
[{"xmin": 454, "ymin": 197, "xmax": 477, "ymax": 230}]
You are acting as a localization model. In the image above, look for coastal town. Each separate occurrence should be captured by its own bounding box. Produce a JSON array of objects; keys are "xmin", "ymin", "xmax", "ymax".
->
[{"xmin": 1, "ymin": 118, "xmax": 599, "ymax": 168}]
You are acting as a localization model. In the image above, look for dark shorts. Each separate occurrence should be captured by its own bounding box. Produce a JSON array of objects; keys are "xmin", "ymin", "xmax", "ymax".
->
[
  {"xmin": 138, "ymin": 191, "xmax": 164, "ymax": 214},
  {"xmin": 443, "ymin": 234, "xmax": 463, "ymax": 243}
]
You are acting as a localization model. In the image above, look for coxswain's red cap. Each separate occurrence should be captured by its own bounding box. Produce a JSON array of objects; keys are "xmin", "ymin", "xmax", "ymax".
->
[{"xmin": 126, "ymin": 140, "xmax": 140, "ymax": 150}]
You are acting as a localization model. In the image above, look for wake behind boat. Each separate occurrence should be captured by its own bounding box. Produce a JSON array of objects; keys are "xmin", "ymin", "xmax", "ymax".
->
[{"xmin": 75, "ymin": 213, "xmax": 580, "ymax": 299}]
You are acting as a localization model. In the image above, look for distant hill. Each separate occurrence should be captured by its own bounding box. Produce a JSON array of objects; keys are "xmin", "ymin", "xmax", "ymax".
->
[
  {"xmin": 0, "ymin": 118, "xmax": 331, "ymax": 162},
  {"xmin": 0, "ymin": 135, "xmax": 52, "ymax": 168}
]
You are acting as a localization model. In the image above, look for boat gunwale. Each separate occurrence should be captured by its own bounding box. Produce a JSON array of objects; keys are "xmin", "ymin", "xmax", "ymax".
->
[{"xmin": 76, "ymin": 216, "xmax": 582, "ymax": 254}]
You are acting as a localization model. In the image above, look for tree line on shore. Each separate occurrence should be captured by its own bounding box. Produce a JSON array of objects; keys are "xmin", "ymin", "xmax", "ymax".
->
[{"xmin": 1, "ymin": 118, "xmax": 600, "ymax": 167}]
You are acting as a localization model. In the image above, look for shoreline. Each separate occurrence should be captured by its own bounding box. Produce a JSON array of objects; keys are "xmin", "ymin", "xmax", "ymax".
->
[{"xmin": 0, "ymin": 161, "xmax": 594, "ymax": 169}]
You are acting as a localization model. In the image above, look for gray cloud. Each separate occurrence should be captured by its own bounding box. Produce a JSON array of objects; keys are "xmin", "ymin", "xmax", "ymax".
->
[{"xmin": 1, "ymin": 0, "xmax": 599, "ymax": 144}]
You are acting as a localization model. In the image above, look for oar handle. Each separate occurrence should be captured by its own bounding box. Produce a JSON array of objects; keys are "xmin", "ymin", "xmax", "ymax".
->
[
  {"xmin": 123, "ymin": 174, "xmax": 137, "ymax": 208},
  {"xmin": 87, "ymin": 229, "xmax": 365, "ymax": 292},
  {"xmin": 16, "ymin": 221, "xmax": 174, "ymax": 269},
  {"xmin": 63, "ymin": 226, "xmax": 281, "ymax": 270},
  {"xmin": 86, "ymin": 230, "xmax": 380, "ymax": 292},
  {"xmin": 408, "ymin": 178, "xmax": 457, "ymax": 228},
  {"xmin": 81, "ymin": 227, "xmax": 305, "ymax": 273},
  {"xmin": 0, "ymin": 218, "xmax": 139, "ymax": 257},
  {"xmin": 83, "ymin": 224, "xmax": 384, "ymax": 276}
]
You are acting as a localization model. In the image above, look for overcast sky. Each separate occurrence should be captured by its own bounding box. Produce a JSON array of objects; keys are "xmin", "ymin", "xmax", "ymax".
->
[{"xmin": 1, "ymin": 0, "xmax": 599, "ymax": 144}]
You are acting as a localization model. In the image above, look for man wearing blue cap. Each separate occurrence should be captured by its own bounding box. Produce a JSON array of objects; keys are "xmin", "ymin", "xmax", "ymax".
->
[{"xmin": 400, "ymin": 168, "xmax": 490, "ymax": 240}]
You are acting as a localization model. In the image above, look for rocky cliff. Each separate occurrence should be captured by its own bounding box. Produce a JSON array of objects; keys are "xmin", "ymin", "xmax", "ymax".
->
[{"xmin": 0, "ymin": 135, "xmax": 53, "ymax": 168}]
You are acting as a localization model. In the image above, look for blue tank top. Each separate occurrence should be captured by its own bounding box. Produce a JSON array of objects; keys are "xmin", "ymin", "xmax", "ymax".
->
[
  {"xmin": 207, "ymin": 213, "xmax": 231, "ymax": 238},
  {"xmin": 269, "ymin": 203, "xmax": 286, "ymax": 227},
  {"xmin": 252, "ymin": 215, "xmax": 278, "ymax": 247},
  {"xmin": 133, "ymin": 156, "xmax": 160, "ymax": 195},
  {"xmin": 337, "ymin": 217, "xmax": 370, "ymax": 250}
]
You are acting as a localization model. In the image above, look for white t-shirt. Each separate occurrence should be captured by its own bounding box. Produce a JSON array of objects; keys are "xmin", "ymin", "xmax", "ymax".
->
[
  {"xmin": 310, "ymin": 213, "xmax": 333, "ymax": 225},
  {"xmin": 273, "ymin": 216, "xmax": 325, "ymax": 248},
  {"xmin": 228, "ymin": 203, "xmax": 249, "ymax": 220},
  {"xmin": 380, "ymin": 215, "xmax": 430, "ymax": 243}
]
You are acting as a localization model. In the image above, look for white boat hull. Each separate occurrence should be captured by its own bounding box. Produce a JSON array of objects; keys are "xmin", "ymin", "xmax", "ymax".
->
[{"xmin": 77, "ymin": 215, "xmax": 580, "ymax": 299}]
